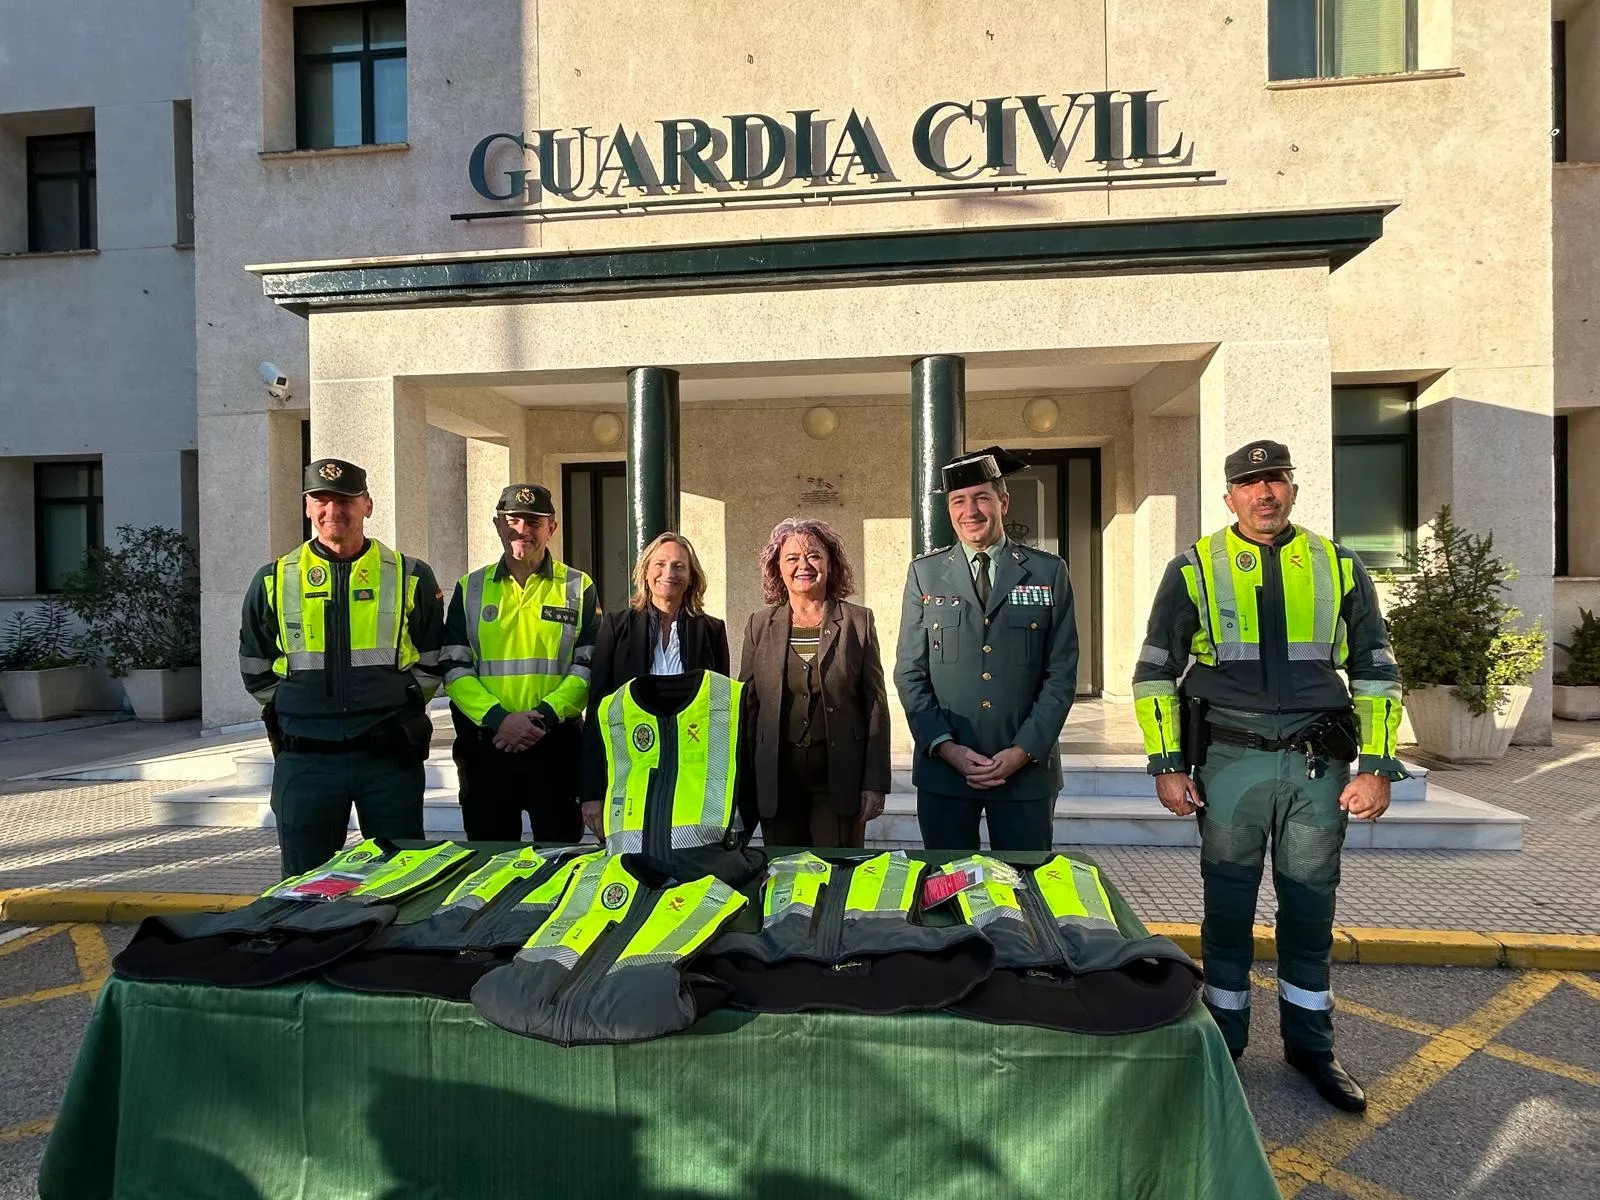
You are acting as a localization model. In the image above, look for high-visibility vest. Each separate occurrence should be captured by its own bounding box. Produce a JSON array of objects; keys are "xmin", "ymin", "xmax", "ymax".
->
[
  {"xmin": 703, "ymin": 851, "xmax": 994, "ymax": 1014},
  {"xmin": 598, "ymin": 671, "xmax": 756, "ymax": 882},
  {"xmin": 114, "ymin": 840, "xmax": 474, "ymax": 988},
  {"xmin": 1133, "ymin": 524, "xmax": 1403, "ymax": 766},
  {"xmin": 1187, "ymin": 525, "xmax": 1350, "ymax": 666},
  {"xmin": 326, "ymin": 844, "xmax": 604, "ymax": 1001},
  {"xmin": 263, "ymin": 838, "xmax": 473, "ymax": 904},
  {"xmin": 442, "ymin": 558, "xmax": 594, "ymax": 723},
  {"xmin": 942, "ymin": 854, "xmax": 1202, "ymax": 1035},
  {"xmin": 267, "ymin": 539, "xmax": 431, "ymax": 717},
  {"xmin": 470, "ymin": 852, "xmax": 747, "ymax": 1046}
]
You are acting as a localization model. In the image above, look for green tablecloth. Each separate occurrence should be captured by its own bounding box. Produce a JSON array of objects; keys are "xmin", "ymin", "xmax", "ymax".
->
[
  {"xmin": 40, "ymin": 987, "xmax": 1274, "ymax": 1200},
  {"xmin": 39, "ymin": 849, "xmax": 1277, "ymax": 1200}
]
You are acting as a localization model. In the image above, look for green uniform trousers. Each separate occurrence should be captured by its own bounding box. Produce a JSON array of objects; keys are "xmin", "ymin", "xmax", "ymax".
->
[
  {"xmin": 270, "ymin": 749, "xmax": 425, "ymax": 877},
  {"xmin": 1194, "ymin": 741, "xmax": 1348, "ymax": 1055}
]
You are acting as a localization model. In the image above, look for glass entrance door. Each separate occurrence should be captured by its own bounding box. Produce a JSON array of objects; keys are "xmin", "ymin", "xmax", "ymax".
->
[
  {"xmin": 562, "ymin": 462, "xmax": 629, "ymax": 613},
  {"xmin": 1005, "ymin": 449, "xmax": 1101, "ymax": 695}
]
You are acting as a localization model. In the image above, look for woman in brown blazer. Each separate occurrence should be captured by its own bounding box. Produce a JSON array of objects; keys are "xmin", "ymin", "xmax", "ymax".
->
[{"xmin": 740, "ymin": 517, "xmax": 892, "ymax": 848}]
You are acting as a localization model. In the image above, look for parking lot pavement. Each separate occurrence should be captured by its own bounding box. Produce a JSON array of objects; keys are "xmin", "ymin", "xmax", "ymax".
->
[{"xmin": 1, "ymin": 924, "xmax": 1596, "ymax": 1200}]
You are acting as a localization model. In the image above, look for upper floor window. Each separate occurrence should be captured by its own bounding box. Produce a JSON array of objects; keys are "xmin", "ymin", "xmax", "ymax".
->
[
  {"xmin": 295, "ymin": 2, "xmax": 406, "ymax": 150},
  {"xmin": 1333, "ymin": 385, "xmax": 1416, "ymax": 571},
  {"xmin": 27, "ymin": 132, "xmax": 96, "ymax": 252},
  {"xmin": 35, "ymin": 461, "xmax": 103, "ymax": 593},
  {"xmin": 1270, "ymin": 0, "xmax": 1417, "ymax": 82}
]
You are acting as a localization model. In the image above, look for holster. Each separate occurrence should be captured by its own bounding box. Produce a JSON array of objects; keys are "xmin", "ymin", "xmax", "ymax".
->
[
  {"xmin": 1180, "ymin": 695, "xmax": 1210, "ymax": 772},
  {"xmin": 263, "ymin": 704, "xmax": 284, "ymax": 759},
  {"xmin": 394, "ymin": 709, "xmax": 435, "ymax": 767},
  {"xmin": 1305, "ymin": 710, "xmax": 1359, "ymax": 763}
]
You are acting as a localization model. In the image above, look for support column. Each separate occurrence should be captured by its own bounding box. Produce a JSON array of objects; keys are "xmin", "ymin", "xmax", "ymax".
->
[
  {"xmin": 626, "ymin": 366, "xmax": 680, "ymax": 572},
  {"xmin": 308, "ymin": 375, "xmax": 429, "ymax": 556},
  {"xmin": 1198, "ymin": 340, "xmax": 1333, "ymax": 534},
  {"xmin": 466, "ymin": 437, "xmax": 512, "ymax": 572},
  {"xmin": 910, "ymin": 355, "xmax": 966, "ymax": 556}
]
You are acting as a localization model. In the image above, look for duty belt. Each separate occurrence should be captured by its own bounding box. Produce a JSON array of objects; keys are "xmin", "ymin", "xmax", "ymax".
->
[
  {"xmin": 279, "ymin": 725, "xmax": 406, "ymax": 754},
  {"xmin": 1205, "ymin": 724, "xmax": 1308, "ymax": 753}
]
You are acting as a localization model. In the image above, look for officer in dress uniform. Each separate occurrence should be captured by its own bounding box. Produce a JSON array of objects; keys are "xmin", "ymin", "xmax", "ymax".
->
[
  {"xmin": 439, "ymin": 483, "xmax": 601, "ymax": 842},
  {"xmin": 1133, "ymin": 439, "xmax": 1406, "ymax": 1113},
  {"xmin": 239, "ymin": 458, "xmax": 445, "ymax": 876},
  {"xmin": 893, "ymin": 446, "xmax": 1079, "ymax": 852}
]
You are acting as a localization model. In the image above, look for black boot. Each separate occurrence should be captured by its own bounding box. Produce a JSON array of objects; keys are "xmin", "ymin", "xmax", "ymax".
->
[{"xmin": 1284, "ymin": 1044, "xmax": 1367, "ymax": 1113}]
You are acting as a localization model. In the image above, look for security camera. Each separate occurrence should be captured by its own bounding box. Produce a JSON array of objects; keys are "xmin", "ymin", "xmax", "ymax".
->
[{"xmin": 259, "ymin": 362, "xmax": 291, "ymax": 401}]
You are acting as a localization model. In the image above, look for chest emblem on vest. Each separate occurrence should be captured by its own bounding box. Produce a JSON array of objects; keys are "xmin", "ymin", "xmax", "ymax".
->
[
  {"xmin": 482, "ymin": 604, "xmax": 499, "ymax": 623},
  {"xmin": 357, "ymin": 567, "xmax": 371, "ymax": 583},
  {"xmin": 631, "ymin": 723, "xmax": 656, "ymax": 752},
  {"xmin": 601, "ymin": 882, "xmax": 630, "ymax": 910},
  {"xmin": 1290, "ymin": 552, "xmax": 1304, "ymax": 569},
  {"xmin": 306, "ymin": 564, "xmax": 328, "ymax": 588},
  {"xmin": 685, "ymin": 721, "xmax": 701, "ymax": 744},
  {"xmin": 1235, "ymin": 550, "xmax": 1257, "ymax": 572},
  {"xmin": 667, "ymin": 894, "xmax": 687, "ymax": 913}
]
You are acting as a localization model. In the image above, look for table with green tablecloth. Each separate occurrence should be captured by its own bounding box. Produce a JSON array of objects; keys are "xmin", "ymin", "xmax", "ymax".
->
[{"xmin": 38, "ymin": 853, "xmax": 1278, "ymax": 1200}]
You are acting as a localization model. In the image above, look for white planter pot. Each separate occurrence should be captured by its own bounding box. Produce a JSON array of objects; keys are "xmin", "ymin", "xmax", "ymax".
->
[
  {"xmin": 121, "ymin": 667, "xmax": 201, "ymax": 721},
  {"xmin": 1552, "ymin": 684, "xmax": 1600, "ymax": 721},
  {"xmin": 0, "ymin": 666, "xmax": 88, "ymax": 721},
  {"xmin": 1404, "ymin": 683, "xmax": 1531, "ymax": 763}
]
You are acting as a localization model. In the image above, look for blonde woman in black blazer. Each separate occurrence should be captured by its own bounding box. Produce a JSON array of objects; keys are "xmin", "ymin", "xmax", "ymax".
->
[
  {"xmin": 580, "ymin": 532, "xmax": 729, "ymax": 834},
  {"xmin": 740, "ymin": 517, "xmax": 891, "ymax": 848}
]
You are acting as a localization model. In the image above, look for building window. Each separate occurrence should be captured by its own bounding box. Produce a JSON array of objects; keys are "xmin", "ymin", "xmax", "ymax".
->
[
  {"xmin": 1555, "ymin": 414, "xmax": 1569, "ymax": 577},
  {"xmin": 1269, "ymin": 0, "xmax": 1417, "ymax": 82},
  {"xmin": 1333, "ymin": 385, "xmax": 1416, "ymax": 570},
  {"xmin": 27, "ymin": 132, "xmax": 96, "ymax": 252},
  {"xmin": 295, "ymin": 2, "xmax": 406, "ymax": 150},
  {"xmin": 1554, "ymin": 22, "xmax": 1569, "ymax": 164},
  {"xmin": 35, "ymin": 461, "xmax": 103, "ymax": 593}
]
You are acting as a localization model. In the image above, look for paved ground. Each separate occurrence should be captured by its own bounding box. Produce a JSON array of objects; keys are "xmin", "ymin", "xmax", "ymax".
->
[
  {"xmin": 0, "ymin": 921, "xmax": 1595, "ymax": 1199},
  {"xmin": 3, "ymin": 714, "xmax": 1599, "ymax": 932}
]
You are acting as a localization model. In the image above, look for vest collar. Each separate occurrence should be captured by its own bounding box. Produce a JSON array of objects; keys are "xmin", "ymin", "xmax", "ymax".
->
[{"xmin": 493, "ymin": 550, "xmax": 555, "ymax": 582}]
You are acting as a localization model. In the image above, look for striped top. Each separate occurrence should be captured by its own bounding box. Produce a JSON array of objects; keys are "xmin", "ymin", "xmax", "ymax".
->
[{"xmin": 789, "ymin": 624, "xmax": 821, "ymax": 665}]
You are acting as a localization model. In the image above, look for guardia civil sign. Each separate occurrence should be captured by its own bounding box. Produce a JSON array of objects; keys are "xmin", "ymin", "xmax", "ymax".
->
[{"xmin": 460, "ymin": 88, "xmax": 1213, "ymax": 222}]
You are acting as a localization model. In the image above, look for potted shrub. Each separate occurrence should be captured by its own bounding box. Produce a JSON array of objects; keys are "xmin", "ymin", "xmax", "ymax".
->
[
  {"xmin": 0, "ymin": 599, "xmax": 91, "ymax": 721},
  {"xmin": 1553, "ymin": 607, "xmax": 1600, "ymax": 720},
  {"xmin": 62, "ymin": 525, "xmax": 202, "ymax": 721},
  {"xmin": 1383, "ymin": 506, "xmax": 1545, "ymax": 762}
]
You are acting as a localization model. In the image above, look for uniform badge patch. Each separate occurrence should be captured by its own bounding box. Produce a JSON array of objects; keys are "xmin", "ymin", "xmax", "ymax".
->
[
  {"xmin": 541, "ymin": 605, "xmax": 578, "ymax": 625},
  {"xmin": 601, "ymin": 883, "xmax": 629, "ymax": 910},
  {"xmin": 515, "ymin": 486, "xmax": 536, "ymax": 504},
  {"xmin": 482, "ymin": 604, "xmax": 499, "ymax": 623},
  {"xmin": 353, "ymin": 589, "xmax": 374, "ymax": 602},
  {"xmin": 1248, "ymin": 447, "xmax": 1267, "ymax": 464},
  {"xmin": 1235, "ymin": 551, "xmax": 1258, "ymax": 572},
  {"xmin": 318, "ymin": 462, "xmax": 343, "ymax": 481},
  {"xmin": 632, "ymin": 724, "xmax": 656, "ymax": 753},
  {"xmin": 306, "ymin": 565, "xmax": 328, "ymax": 588}
]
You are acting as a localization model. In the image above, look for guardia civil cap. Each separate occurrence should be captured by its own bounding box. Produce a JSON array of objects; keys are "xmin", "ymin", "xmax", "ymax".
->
[
  {"xmin": 1224, "ymin": 440, "xmax": 1295, "ymax": 484},
  {"xmin": 936, "ymin": 445, "xmax": 1028, "ymax": 493},
  {"xmin": 496, "ymin": 483, "xmax": 556, "ymax": 517},
  {"xmin": 303, "ymin": 458, "xmax": 368, "ymax": 496}
]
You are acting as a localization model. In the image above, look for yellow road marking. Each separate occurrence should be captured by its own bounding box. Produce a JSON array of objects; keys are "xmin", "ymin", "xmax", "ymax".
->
[
  {"xmin": 1481, "ymin": 1042, "xmax": 1600, "ymax": 1089},
  {"xmin": 0, "ymin": 923, "xmax": 70, "ymax": 958},
  {"xmin": 0, "ymin": 1117, "xmax": 53, "ymax": 1144},
  {"xmin": 68, "ymin": 923, "xmax": 111, "ymax": 992},
  {"xmin": 1333, "ymin": 997, "xmax": 1441, "ymax": 1039},
  {"xmin": 1272, "ymin": 970, "xmax": 1562, "ymax": 1198},
  {"xmin": 1563, "ymin": 972, "xmax": 1600, "ymax": 1003},
  {"xmin": 0, "ymin": 980, "xmax": 97, "ymax": 1011}
]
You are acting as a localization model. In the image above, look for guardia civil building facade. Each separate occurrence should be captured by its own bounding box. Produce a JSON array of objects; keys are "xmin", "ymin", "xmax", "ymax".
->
[{"xmin": 6, "ymin": 2, "xmax": 1597, "ymax": 740}]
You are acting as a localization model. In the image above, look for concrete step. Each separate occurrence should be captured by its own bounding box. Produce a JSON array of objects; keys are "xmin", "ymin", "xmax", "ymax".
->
[
  {"xmin": 150, "ymin": 781, "xmax": 1523, "ymax": 850},
  {"xmin": 223, "ymin": 748, "xmax": 1432, "ymax": 801}
]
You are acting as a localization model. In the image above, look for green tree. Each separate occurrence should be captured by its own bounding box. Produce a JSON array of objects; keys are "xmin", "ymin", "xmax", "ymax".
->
[
  {"xmin": 1382, "ymin": 506, "xmax": 1544, "ymax": 717},
  {"xmin": 1555, "ymin": 607, "xmax": 1600, "ymax": 687},
  {"xmin": 60, "ymin": 526, "xmax": 200, "ymax": 676}
]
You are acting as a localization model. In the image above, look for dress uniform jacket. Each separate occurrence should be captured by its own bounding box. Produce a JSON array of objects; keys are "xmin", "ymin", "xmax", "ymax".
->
[{"xmin": 893, "ymin": 541, "xmax": 1078, "ymax": 799}]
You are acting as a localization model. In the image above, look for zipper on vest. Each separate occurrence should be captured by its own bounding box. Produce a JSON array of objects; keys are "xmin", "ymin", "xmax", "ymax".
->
[
  {"xmin": 813, "ymin": 861, "xmax": 854, "ymax": 961},
  {"xmin": 1017, "ymin": 879, "xmax": 1071, "ymax": 967},
  {"xmin": 550, "ymin": 890, "xmax": 660, "ymax": 1005},
  {"xmin": 645, "ymin": 720, "xmax": 679, "ymax": 866},
  {"xmin": 329, "ymin": 557, "xmax": 350, "ymax": 709}
]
